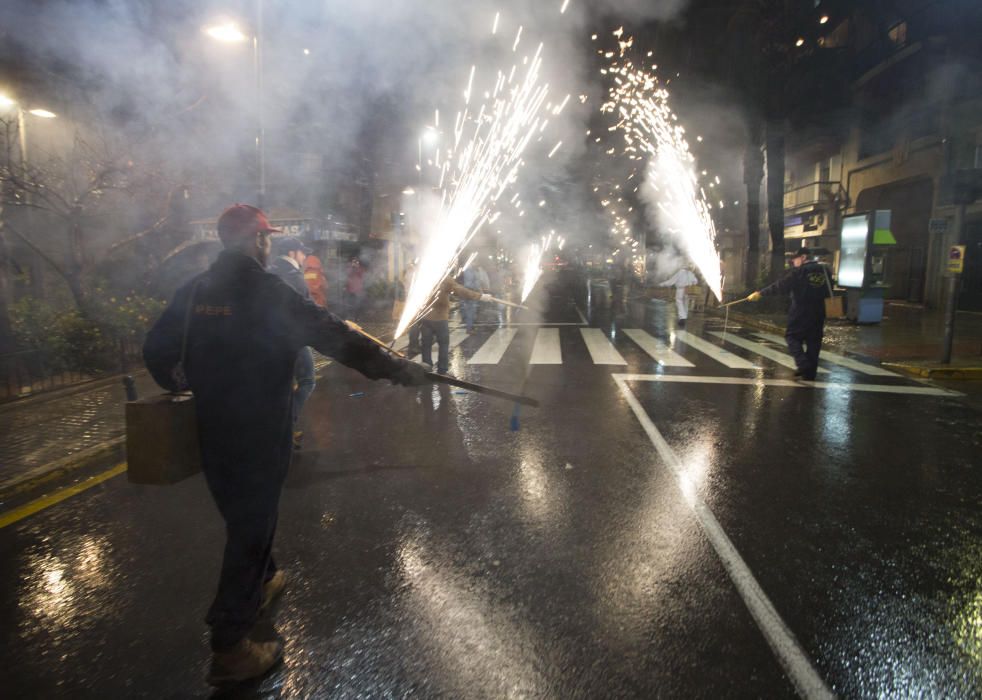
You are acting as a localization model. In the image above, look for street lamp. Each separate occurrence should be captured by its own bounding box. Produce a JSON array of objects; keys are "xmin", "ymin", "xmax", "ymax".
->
[
  {"xmin": 0, "ymin": 92, "xmax": 57, "ymax": 165},
  {"xmin": 204, "ymin": 5, "xmax": 266, "ymax": 208}
]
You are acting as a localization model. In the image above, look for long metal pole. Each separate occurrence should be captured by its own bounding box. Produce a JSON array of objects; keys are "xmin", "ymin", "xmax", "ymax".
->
[
  {"xmin": 254, "ymin": 0, "xmax": 265, "ymax": 209},
  {"xmin": 940, "ymin": 202, "xmax": 964, "ymax": 364}
]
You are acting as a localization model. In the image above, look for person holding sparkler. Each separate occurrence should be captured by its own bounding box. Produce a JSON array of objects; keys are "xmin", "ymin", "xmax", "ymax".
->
[
  {"xmin": 420, "ymin": 277, "xmax": 492, "ymax": 375},
  {"xmin": 143, "ymin": 204, "xmax": 427, "ymax": 685},
  {"xmin": 747, "ymin": 246, "xmax": 831, "ymax": 380}
]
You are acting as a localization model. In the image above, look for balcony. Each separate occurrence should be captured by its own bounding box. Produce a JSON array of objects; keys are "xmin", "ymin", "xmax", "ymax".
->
[{"xmin": 784, "ymin": 180, "xmax": 845, "ymax": 214}]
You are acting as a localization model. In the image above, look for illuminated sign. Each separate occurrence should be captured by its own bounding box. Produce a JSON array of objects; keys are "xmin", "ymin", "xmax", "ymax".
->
[
  {"xmin": 947, "ymin": 245, "xmax": 966, "ymax": 274},
  {"xmin": 838, "ymin": 213, "xmax": 870, "ymax": 288}
]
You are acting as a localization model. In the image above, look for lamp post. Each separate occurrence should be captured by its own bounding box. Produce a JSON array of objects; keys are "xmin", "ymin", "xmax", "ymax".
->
[
  {"xmin": 204, "ymin": 0, "xmax": 265, "ymax": 208},
  {"xmin": 0, "ymin": 93, "xmax": 57, "ymax": 300},
  {"xmin": 0, "ymin": 93, "xmax": 57, "ymax": 167}
]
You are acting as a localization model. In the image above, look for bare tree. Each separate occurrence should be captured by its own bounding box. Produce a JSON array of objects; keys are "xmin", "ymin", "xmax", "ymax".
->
[{"xmin": 0, "ymin": 121, "xmax": 172, "ymax": 316}]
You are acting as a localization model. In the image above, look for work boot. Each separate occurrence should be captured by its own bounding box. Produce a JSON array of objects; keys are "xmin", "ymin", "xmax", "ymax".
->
[
  {"xmin": 261, "ymin": 570, "xmax": 287, "ymax": 612},
  {"xmin": 207, "ymin": 638, "xmax": 284, "ymax": 686}
]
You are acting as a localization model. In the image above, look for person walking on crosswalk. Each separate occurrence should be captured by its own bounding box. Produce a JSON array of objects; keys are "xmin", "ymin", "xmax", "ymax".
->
[
  {"xmin": 421, "ymin": 277, "xmax": 491, "ymax": 374},
  {"xmin": 657, "ymin": 266, "xmax": 699, "ymax": 328},
  {"xmin": 748, "ymin": 246, "xmax": 831, "ymax": 381}
]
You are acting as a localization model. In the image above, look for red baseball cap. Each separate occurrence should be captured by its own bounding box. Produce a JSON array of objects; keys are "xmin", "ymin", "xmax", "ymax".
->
[{"xmin": 217, "ymin": 204, "xmax": 281, "ymax": 244}]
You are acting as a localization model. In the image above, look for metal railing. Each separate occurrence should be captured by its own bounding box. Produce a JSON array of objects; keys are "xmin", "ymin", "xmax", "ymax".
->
[
  {"xmin": 784, "ymin": 181, "xmax": 846, "ymax": 212},
  {"xmin": 0, "ymin": 337, "xmax": 144, "ymax": 403}
]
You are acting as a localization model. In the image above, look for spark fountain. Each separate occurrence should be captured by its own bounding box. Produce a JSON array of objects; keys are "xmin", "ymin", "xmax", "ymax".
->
[
  {"xmin": 395, "ymin": 23, "xmax": 552, "ymax": 339},
  {"xmin": 520, "ymin": 232, "xmax": 555, "ymax": 303},
  {"xmin": 598, "ymin": 32, "xmax": 723, "ymax": 301}
]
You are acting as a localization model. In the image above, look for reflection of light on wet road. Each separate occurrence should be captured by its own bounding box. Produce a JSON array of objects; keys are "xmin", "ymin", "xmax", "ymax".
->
[
  {"xmin": 820, "ymin": 385, "xmax": 853, "ymax": 449},
  {"xmin": 676, "ymin": 437, "xmax": 714, "ymax": 507},
  {"xmin": 954, "ymin": 589, "xmax": 982, "ymax": 666},
  {"xmin": 21, "ymin": 535, "xmax": 114, "ymax": 632},
  {"xmin": 516, "ymin": 444, "xmax": 556, "ymax": 524},
  {"xmin": 397, "ymin": 534, "xmax": 547, "ymax": 696},
  {"xmin": 594, "ymin": 435, "xmax": 716, "ymax": 644}
]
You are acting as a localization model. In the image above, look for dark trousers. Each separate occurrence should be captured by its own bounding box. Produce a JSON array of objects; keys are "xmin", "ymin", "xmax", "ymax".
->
[
  {"xmin": 292, "ymin": 347, "xmax": 316, "ymax": 428},
  {"xmin": 786, "ymin": 320, "xmax": 824, "ymax": 379},
  {"xmin": 420, "ymin": 319, "xmax": 450, "ymax": 373},
  {"xmin": 201, "ymin": 441, "xmax": 288, "ymax": 651}
]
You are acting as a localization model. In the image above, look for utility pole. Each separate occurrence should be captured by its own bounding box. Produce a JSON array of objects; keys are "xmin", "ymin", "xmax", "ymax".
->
[
  {"xmin": 940, "ymin": 201, "xmax": 964, "ymax": 364},
  {"xmin": 940, "ymin": 168, "xmax": 981, "ymax": 364}
]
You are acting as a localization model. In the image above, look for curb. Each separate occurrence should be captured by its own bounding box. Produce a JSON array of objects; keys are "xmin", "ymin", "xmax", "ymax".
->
[
  {"xmin": 0, "ymin": 369, "xmax": 148, "ymax": 414},
  {"xmin": 0, "ymin": 438, "xmax": 125, "ymax": 501},
  {"xmin": 882, "ymin": 363, "xmax": 982, "ymax": 380}
]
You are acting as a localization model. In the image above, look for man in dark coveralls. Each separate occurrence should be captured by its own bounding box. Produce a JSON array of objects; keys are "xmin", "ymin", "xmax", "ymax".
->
[
  {"xmin": 748, "ymin": 246, "xmax": 831, "ymax": 380},
  {"xmin": 143, "ymin": 204, "xmax": 426, "ymax": 685}
]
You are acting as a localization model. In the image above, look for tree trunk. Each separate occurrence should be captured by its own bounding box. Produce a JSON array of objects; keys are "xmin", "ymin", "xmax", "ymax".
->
[
  {"xmin": 765, "ymin": 119, "xmax": 786, "ymax": 283},
  {"xmin": 0, "ymin": 225, "xmax": 16, "ymax": 355},
  {"xmin": 743, "ymin": 119, "xmax": 763, "ymax": 290}
]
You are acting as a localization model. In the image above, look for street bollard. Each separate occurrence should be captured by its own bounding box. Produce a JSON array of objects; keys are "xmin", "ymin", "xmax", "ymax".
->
[{"xmin": 123, "ymin": 375, "xmax": 138, "ymax": 402}]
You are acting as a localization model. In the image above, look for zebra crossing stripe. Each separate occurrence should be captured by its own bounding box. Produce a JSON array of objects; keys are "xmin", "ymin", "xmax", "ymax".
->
[
  {"xmin": 529, "ymin": 328, "xmax": 562, "ymax": 364},
  {"xmin": 468, "ymin": 328, "xmax": 519, "ymax": 364},
  {"xmin": 622, "ymin": 329, "xmax": 694, "ymax": 367},
  {"xmin": 674, "ymin": 330, "xmax": 757, "ymax": 369},
  {"xmin": 579, "ymin": 328, "xmax": 627, "ymax": 365},
  {"xmin": 752, "ymin": 332, "xmax": 899, "ymax": 377},
  {"xmin": 709, "ymin": 332, "xmax": 829, "ymax": 374}
]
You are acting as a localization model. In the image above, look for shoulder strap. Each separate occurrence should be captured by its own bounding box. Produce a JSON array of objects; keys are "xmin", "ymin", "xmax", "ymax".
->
[{"xmin": 179, "ymin": 279, "xmax": 202, "ymax": 369}]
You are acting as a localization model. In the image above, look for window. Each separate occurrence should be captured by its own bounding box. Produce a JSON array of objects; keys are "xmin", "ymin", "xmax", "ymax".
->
[{"xmin": 888, "ymin": 21, "xmax": 907, "ymax": 47}]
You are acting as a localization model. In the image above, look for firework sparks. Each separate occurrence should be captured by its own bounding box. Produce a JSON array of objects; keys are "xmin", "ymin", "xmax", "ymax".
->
[
  {"xmin": 521, "ymin": 232, "xmax": 554, "ymax": 303},
  {"xmin": 396, "ymin": 29, "xmax": 551, "ymax": 338},
  {"xmin": 598, "ymin": 37, "xmax": 723, "ymax": 300}
]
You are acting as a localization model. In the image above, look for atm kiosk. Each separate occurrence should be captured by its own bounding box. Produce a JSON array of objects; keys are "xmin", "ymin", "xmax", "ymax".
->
[{"xmin": 837, "ymin": 210, "xmax": 896, "ymax": 324}]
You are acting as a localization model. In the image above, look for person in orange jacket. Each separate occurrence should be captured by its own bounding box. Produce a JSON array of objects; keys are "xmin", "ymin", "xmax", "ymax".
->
[{"xmin": 303, "ymin": 255, "xmax": 328, "ymax": 307}]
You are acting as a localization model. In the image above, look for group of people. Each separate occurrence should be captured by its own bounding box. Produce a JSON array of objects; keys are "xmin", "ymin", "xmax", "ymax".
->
[{"xmin": 143, "ymin": 203, "xmax": 832, "ymax": 687}]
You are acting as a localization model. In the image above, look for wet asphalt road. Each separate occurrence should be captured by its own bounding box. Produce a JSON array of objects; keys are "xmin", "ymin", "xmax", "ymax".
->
[{"xmin": 1, "ymin": 272, "xmax": 981, "ymax": 698}]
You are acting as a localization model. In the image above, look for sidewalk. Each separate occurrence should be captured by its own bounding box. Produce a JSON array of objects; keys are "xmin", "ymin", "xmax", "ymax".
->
[
  {"xmin": 0, "ymin": 314, "xmax": 394, "ymax": 499},
  {"xmin": 715, "ymin": 301, "xmax": 982, "ymax": 379}
]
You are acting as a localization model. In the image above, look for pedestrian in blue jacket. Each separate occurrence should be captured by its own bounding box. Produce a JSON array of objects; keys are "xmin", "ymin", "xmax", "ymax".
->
[{"xmin": 269, "ymin": 237, "xmax": 316, "ymax": 449}]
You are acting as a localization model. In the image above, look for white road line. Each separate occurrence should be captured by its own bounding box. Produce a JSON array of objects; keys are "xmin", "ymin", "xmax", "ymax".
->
[
  {"xmin": 468, "ymin": 328, "xmax": 518, "ymax": 364},
  {"xmin": 674, "ymin": 330, "xmax": 758, "ymax": 369},
  {"xmin": 579, "ymin": 328, "xmax": 627, "ymax": 365},
  {"xmin": 613, "ymin": 373, "xmax": 962, "ymax": 397},
  {"xmin": 529, "ymin": 328, "xmax": 562, "ymax": 364},
  {"xmin": 623, "ymin": 329, "xmax": 694, "ymax": 367},
  {"xmin": 753, "ymin": 332, "xmax": 899, "ymax": 377},
  {"xmin": 709, "ymin": 332, "xmax": 829, "ymax": 374},
  {"xmin": 613, "ymin": 375, "xmax": 834, "ymax": 700},
  {"xmin": 575, "ymin": 306, "xmax": 589, "ymax": 324},
  {"xmin": 412, "ymin": 329, "xmax": 470, "ymax": 363}
]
